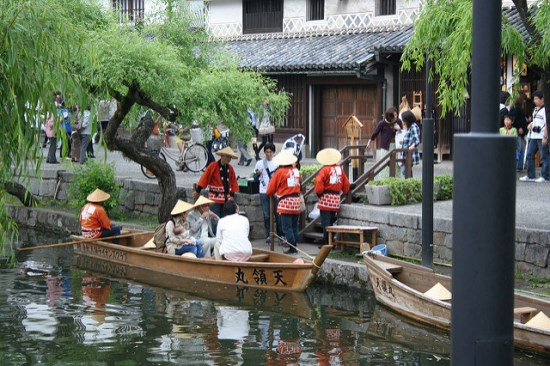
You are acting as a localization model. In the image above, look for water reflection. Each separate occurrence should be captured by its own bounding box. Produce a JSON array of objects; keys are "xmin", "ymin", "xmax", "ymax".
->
[{"xmin": 1, "ymin": 227, "xmax": 549, "ymax": 365}]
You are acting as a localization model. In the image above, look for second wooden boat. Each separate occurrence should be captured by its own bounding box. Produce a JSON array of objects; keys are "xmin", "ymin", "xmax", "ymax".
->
[{"xmin": 364, "ymin": 252, "xmax": 550, "ymax": 355}]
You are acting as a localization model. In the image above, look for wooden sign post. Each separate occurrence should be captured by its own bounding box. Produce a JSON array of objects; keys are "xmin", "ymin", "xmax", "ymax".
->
[{"xmin": 343, "ymin": 115, "xmax": 363, "ymax": 180}]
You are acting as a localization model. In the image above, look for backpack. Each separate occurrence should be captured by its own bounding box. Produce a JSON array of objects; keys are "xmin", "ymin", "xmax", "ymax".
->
[{"xmin": 153, "ymin": 218, "xmax": 174, "ymax": 252}]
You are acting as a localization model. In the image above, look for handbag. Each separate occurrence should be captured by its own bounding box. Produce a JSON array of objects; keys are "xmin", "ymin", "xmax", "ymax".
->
[
  {"xmin": 258, "ymin": 116, "xmax": 275, "ymax": 135},
  {"xmin": 299, "ymin": 194, "xmax": 306, "ymax": 212}
]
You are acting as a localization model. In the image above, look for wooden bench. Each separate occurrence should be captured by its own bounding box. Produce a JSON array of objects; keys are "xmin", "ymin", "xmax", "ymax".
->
[
  {"xmin": 514, "ymin": 307, "xmax": 538, "ymax": 323},
  {"xmin": 247, "ymin": 253, "xmax": 270, "ymax": 262},
  {"xmin": 326, "ymin": 225, "xmax": 378, "ymax": 254}
]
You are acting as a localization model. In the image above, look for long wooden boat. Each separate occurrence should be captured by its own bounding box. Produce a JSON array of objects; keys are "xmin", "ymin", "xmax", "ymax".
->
[
  {"xmin": 71, "ymin": 230, "xmax": 332, "ymax": 292},
  {"xmin": 364, "ymin": 252, "xmax": 550, "ymax": 355}
]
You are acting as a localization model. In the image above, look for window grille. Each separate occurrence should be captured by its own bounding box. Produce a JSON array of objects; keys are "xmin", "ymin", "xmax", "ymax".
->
[
  {"xmin": 376, "ymin": 0, "xmax": 396, "ymax": 16},
  {"xmin": 307, "ymin": 0, "xmax": 324, "ymax": 21},
  {"xmin": 112, "ymin": 0, "xmax": 145, "ymax": 22},
  {"xmin": 243, "ymin": 0, "xmax": 283, "ymax": 34}
]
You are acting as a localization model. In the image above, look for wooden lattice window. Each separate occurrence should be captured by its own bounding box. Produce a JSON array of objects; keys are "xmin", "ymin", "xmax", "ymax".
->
[
  {"xmin": 243, "ymin": 0, "xmax": 283, "ymax": 34},
  {"xmin": 112, "ymin": 0, "xmax": 145, "ymax": 22},
  {"xmin": 376, "ymin": 0, "xmax": 396, "ymax": 16},
  {"xmin": 307, "ymin": 0, "xmax": 324, "ymax": 21}
]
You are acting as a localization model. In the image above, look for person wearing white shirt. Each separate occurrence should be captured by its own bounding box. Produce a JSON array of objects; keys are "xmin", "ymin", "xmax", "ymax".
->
[
  {"xmin": 214, "ymin": 200, "xmax": 252, "ymax": 261},
  {"xmin": 520, "ymin": 90, "xmax": 548, "ymax": 183},
  {"xmin": 253, "ymin": 143, "xmax": 282, "ymax": 243}
]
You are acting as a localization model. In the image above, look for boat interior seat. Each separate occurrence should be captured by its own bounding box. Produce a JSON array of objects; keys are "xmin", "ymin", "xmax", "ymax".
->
[
  {"xmin": 248, "ymin": 253, "xmax": 270, "ymax": 262},
  {"xmin": 514, "ymin": 306, "xmax": 538, "ymax": 323},
  {"xmin": 378, "ymin": 262, "xmax": 403, "ymax": 275}
]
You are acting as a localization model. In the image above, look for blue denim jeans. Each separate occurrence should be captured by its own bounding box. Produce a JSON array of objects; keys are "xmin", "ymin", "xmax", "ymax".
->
[
  {"xmin": 517, "ymin": 136, "xmax": 525, "ymax": 170},
  {"xmin": 260, "ymin": 194, "xmax": 282, "ymax": 238},
  {"xmin": 526, "ymin": 139, "xmax": 549, "ymax": 180},
  {"xmin": 320, "ymin": 210, "xmax": 337, "ymax": 244},
  {"xmin": 280, "ymin": 213, "xmax": 299, "ymax": 247},
  {"xmin": 100, "ymin": 225, "xmax": 121, "ymax": 244},
  {"xmin": 175, "ymin": 242, "xmax": 204, "ymax": 258}
]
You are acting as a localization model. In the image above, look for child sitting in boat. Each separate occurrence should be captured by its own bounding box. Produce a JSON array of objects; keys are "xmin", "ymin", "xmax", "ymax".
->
[{"xmin": 166, "ymin": 200, "xmax": 204, "ymax": 258}]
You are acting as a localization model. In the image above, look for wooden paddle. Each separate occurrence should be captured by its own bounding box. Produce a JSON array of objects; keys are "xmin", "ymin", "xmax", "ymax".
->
[{"xmin": 17, "ymin": 231, "xmax": 154, "ymax": 251}]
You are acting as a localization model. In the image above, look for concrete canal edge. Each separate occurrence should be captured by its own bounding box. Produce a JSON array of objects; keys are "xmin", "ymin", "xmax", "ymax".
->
[{"xmin": 7, "ymin": 205, "xmax": 373, "ymax": 290}]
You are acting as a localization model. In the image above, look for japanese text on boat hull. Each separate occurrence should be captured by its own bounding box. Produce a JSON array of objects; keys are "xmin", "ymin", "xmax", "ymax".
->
[{"xmin": 77, "ymin": 244, "xmax": 127, "ymax": 263}]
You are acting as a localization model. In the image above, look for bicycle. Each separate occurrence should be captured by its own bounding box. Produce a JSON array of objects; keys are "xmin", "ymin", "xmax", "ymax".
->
[{"xmin": 141, "ymin": 127, "xmax": 209, "ymax": 179}]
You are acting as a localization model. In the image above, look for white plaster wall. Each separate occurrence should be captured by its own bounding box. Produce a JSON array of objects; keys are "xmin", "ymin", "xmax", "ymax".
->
[
  {"xmin": 285, "ymin": 0, "xmax": 306, "ymax": 17},
  {"xmin": 208, "ymin": 0, "xmax": 242, "ymax": 24}
]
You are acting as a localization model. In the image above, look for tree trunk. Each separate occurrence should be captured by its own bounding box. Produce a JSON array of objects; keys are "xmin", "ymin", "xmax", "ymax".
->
[
  {"xmin": 103, "ymin": 86, "xmax": 178, "ymax": 224},
  {"xmin": 4, "ymin": 182, "xmax": 38, "ymax": 207}
]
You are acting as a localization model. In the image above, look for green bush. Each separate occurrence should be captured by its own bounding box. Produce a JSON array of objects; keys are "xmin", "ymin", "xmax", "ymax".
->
[
  {"xmin": 365, "ymin": 175, "xmax": 453, "ymax": 205},
  {"xmin": 300, "ymin": 164, "xmax": 322, "ymax": 185},
  {"xmin": 434, "ymin": 175, "xmax": 453, "ymax": 201},
  {"xmin": 68, "ymin": 161, "xmax": 121, "ymax": 213}
]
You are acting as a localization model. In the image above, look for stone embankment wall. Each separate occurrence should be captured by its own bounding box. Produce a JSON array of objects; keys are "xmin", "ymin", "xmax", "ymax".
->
[
  {"xmin": 23, "ymin": 168, "xmax": 266, "ymax": 239},
  {"xmin": 338, "ymin": 205, "xmax": 550, "ymax": 278}
]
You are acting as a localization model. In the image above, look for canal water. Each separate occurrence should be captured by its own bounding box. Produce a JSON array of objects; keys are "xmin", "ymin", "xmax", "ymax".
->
[{"xmin": 1, "ymin": 228, "xmax": 549, "ymax": 365}]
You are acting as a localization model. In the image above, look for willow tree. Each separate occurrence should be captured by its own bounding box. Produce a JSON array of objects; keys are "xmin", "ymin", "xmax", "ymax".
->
[
  {"xmin": 2, "ymin": 0, "xmax": 289, "ymax": 237},
  {"xmin": 0, "ymin": 0, "xmax": 96, "ymax": 246},
  {"xmin": 77, "ymin": 1, "xmax": 289, "ymax": 222},
  {"xmin": 402, "ymin": 0, "xmax": 550, "ymax": 122}
]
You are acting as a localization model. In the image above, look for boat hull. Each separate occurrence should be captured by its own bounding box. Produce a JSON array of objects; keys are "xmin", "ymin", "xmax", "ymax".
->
[{"xmin": 72, "ymin": 231, "xmax": 331, "ymax": 292}]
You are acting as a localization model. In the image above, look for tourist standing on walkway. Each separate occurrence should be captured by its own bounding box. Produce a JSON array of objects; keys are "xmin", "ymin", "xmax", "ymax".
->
[
  {"xmin": 70, "ymin": 105, "xmax": 81, "ymax": 163},
  {"xmin": 509, "ymin": 93, "xmax": 529, "ymax": 171},
  {"xmin": 79, "ymin": 106, "xmax": 92, "ymax": 164},
  {"xmin": 193, "ymin": 146, "xmax": 239, "ymax": 220},
  {"xmin": 266, "ymin": 151, "xmax": 301, "ymax": 254},
  {"xmin": 314, "ymin": 148, "xmax": 350, "ymax": 245},
  {"xmin": 367, "ymin": 107, "xmax": 402, "ymax": 179},
  {"xmin": 253, "ymin": 143, "xmax": 282, "ymax": 243},
  {"xmin": 80, "ymin": 188, "xmax": 121, "ymax": 242},
  {"xmin": 520, "ymin": 90, "xmax": 548, "ymax": 183},
  {"xmin": 96, "ymin": 99, "xmax": 117, "ymax": 143},
  {"xmin": 400, "ymin": 110, "xmax": 421, "ymax": 178},
  {"xmin": 44, "ymin": 112, "xmax": 58, "ymax": 164}
]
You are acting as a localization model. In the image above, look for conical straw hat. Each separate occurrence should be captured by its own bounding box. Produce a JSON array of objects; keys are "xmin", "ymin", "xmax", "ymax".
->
[
  {"xmin": 180, "ymin": 252, "xmax": 197, "ymax": 259},
  {"xmin": 170, "ymin": 200, "xmax": 194, "ymax": 216},
  {"xmin": 411, "ymin": 106, "xmax": 422, "ymax": 122},
  {"xmin": 273, "ymin": 151, "xmax": 297, "ymax": 166},
  {"xmin": 215, "ymin": 147, "xmax": 238, "ymax": 159},
  {"xmin": 193, "ymin": 195, "xmax": 214, "ymax": 208},
  {"xmin": 525, "ymin": 311, "xmax": 550, "ymax": 330},
  {"xmin": 87, "ymin": 188, "xmax": 111, "ymax": 203},
  {"xmin": 424, "ymin": 282, "xmax": 452, "ymax": 301},
  {"xmin": 316, "ymin": 148, "xmax": 341, "ymax": 166}
]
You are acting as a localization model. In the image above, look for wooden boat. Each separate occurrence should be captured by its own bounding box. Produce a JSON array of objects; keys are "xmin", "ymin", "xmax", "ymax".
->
[
  {"xmin": 364, "ymin": 252, "xmax": 550, "ymax": 355},
  {"xmin": 71, "ymin": 230, "xmax": 332, "ymax": 292}
]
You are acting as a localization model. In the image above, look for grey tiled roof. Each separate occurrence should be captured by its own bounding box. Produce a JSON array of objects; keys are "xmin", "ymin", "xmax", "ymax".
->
[{"xmin": 221, "ymin": 26, "xmax": 414, "ymax": 73}]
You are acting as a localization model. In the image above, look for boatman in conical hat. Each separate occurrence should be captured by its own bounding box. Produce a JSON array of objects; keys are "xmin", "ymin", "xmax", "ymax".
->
[
  {"xmin": 80, "ymin": 188, "xmax": 121, "ymax": 242},
  {"xmin": 314, "ymin": 148, "xmax": 350, "ymax": 245},
  {"xmin": 266, "ymin": 151, "xmax": 301, "ymax": 254},
  {"xmin": 193, "ymin": 146, "xmax": 239, "ymax": 220}
]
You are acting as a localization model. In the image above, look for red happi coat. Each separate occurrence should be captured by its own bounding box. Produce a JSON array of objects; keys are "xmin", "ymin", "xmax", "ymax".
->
[
  {"xmin": 314, "ymin": 165, "xmax": 350, "ymax": 212},
  {"xmin": 266, "ymin": 166, "xmax": 301, "ymax": 215},
  {"xmin": 197, "ymin": 161, "xmax": 239, "ymax": 204}
]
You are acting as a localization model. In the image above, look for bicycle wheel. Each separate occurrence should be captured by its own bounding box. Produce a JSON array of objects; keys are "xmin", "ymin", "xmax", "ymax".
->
[
  {"xmin": 141, "ymin": 152, "xmax": 166, "ymax": 179},
  {"xmin": 183, "ymin": 144, "xmax": 209, "ymax": 172}
]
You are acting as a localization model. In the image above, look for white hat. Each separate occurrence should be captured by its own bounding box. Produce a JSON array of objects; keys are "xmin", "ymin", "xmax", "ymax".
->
[
  {"xmin": 193, "ymin": 196, "xmax": 214, "ymax": 208},
  {"xmin": 87, "ymin": 188, "xmax": 110, "ymax": 203},
  {"xmin": 215, "ymin": 147, "xmax": 238, "ymax": 159},
  {"xmin": 273, "ymin": 151, "xmax": 297, "ymax": 166},
  {"xmin": 180, "ymin": 252, "xmax": 197, "ymax": 259},
  {"xmin": 316, "ymin": 148, "xmax": 341, "ymax": 166},
  {"xmin": 170, "ymin": 200, "xmax": 194, "ymax": 216},
  {"xmin": 424, "ymin": 282, "xmax": 452, "ymax": 301},
  {"xmin": 525, "ymin": 311, "xmax": 550, "ymax": 330}
]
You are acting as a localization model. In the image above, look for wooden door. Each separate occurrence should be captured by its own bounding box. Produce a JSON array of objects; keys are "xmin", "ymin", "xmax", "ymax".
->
[{"xmin": 320, "ymin": 85, "xmax": 378, "ymax": 150}]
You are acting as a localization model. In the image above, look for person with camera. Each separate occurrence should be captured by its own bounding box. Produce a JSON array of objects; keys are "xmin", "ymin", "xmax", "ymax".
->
[{"xmin": 520, "ymin": 90, "xmax": 548, "ymax": 183}]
